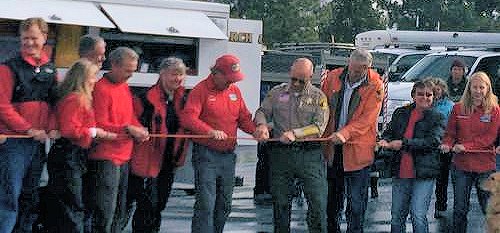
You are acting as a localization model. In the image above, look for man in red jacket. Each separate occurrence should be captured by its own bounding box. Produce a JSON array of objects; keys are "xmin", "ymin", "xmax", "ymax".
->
[
  {"xmin": 181, "ymin": 54, "xmax": 260, "ymax": 233},
  {"xmin": 0, "ymin": 17, "xmax": 58, "ymax": 233},
  {"xmin": 87, "ymin": 47, "xmax": 148, "ymax": 233},
  {"xmin": 128, "ymin": 57, "xmax": 189, "ymax": 233}
]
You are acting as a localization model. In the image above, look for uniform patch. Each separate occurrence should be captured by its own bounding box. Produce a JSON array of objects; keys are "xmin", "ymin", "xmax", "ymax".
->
[
  {"xmin": 376, "ymin": 88, "xmax": 383, "ymax": 101},
  {"xmin": 208, "ymin": 95, "xmax": 216, "ymax": 101},
  {"xmin": 320, "ymin": 97, "xmax": 328, "ymax": 110}
]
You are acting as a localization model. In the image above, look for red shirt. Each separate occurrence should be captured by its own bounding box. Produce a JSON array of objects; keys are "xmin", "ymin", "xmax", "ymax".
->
[
  {"xmin": 443, "ymin": 104, "xmax": 499, "ymax": 172},
  {"xmin": 89, "ymin": 75, "xmax": 142, "ymax": 165},
  {"xmin": 180, "ymin": 75, "xmax": 256, "ymax": 152},
  {"xmin": 56, "ymin": 93, "xmax": 95, "ymax": 148},
  {"xmin": 399, "ymin": 109, "xmax": 423, "ymax": 178},
  {"xmin": 0, "ymin": 51, "xmax": 55, "ymax": 134}
]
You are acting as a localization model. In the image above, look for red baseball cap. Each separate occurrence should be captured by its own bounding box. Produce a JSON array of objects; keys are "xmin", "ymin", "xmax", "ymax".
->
[{"xmin": 214, "ymin": 54, "xmax": 244, "ymax": 82}]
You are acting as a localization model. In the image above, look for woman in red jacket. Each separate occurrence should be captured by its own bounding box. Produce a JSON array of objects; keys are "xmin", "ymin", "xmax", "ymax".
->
[
  {"xmin": 440, "ymin": 71, "xmax": 499, "ymax": 233},
  {"xmin": 47, "ymin": 59, "xmax": 116, "ymax": 233}
]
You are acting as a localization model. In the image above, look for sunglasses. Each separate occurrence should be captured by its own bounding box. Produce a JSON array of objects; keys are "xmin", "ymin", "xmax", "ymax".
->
[
  {"xmin": 290, "ymin": 77, "xmax": 306, "ymax": 85},
  {"xmin": 416, "ymin": 92, "xmax": 434, "ymax": 97}
]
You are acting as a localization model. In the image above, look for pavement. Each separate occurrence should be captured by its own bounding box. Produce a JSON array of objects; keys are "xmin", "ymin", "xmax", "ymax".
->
[{"xmin": 122, "ymin": 145, "xmax": 487, "ymax": 233}]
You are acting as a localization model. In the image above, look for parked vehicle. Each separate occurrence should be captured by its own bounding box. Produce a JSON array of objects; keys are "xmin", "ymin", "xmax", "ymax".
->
[
  {"xmin": 356, "ymin": 29, "xmax": 500, "ymax": 50},
  {"xmin": 382, "ymin": 49, "xmax": 500, "ymax": 128}
]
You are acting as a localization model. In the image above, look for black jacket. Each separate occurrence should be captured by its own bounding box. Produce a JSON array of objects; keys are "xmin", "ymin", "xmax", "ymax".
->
[{"xmin": 381, "ymin": 104, "xmax": 445, "ymax": 179}]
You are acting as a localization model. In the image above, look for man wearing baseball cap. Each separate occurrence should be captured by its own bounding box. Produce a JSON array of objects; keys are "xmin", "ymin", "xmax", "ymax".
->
[{"xmin": 180, "ymin": 54, "xmax": 264, "ymax": 233}]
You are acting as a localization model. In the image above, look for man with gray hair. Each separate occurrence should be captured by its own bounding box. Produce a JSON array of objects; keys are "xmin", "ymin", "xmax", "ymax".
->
[
  {"xmin": 127, "ymin": 57, "xmax": 189, "ymax": 233},
  {"xmin": 87, "ymin": 47, "xmax": 149, "ymax": 233},
  {"xmin": 79, "ymin": 34, "xmax": 106, "ymax": 68},
  {"xmin": 321, "ymin": 49, "xmax": 384, "ymax": 233}
]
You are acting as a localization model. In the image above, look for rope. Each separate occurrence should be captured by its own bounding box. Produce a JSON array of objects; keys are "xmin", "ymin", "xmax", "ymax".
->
[{"xmin": 1, "ymin": 134, "xmax": 496, "ymax": 152}]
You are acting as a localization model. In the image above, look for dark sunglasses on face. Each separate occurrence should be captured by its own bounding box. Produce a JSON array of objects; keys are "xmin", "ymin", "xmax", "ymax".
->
[
  {"xmin": 416, "ymin": 92, "xmax": 433, "ymax": 97},
  {"xmin": 290, "ymin": 77, "xmax": 306, "ymax": 85}
]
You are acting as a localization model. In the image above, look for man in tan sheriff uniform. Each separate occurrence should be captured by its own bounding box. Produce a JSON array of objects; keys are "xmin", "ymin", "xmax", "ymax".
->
[{"xmin": 254, "ymin": 58, "xmax": 329, "ymax": 233}]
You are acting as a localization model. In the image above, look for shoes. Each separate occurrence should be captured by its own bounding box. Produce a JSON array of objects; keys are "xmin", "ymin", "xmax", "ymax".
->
[{"xmin": 434, "ymin": 210, "xmax": 445, "ymax": 218}]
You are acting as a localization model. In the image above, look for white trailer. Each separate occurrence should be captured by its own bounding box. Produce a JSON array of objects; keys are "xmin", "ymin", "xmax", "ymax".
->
[
  {"xmin": 0, "ymin": 0, "xmax": 263, "ymax": 189},
  {"xmin": 0, "ymin": 0, "xmax": 262, "ymax": 143},
  {"xmin": 356, "ymin": 29, "xmax": 500, "ymax": 50}
]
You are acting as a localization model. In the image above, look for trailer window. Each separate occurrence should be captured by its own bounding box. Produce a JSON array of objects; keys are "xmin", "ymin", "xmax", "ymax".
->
[{"xmin": 101, "ymin": 31, "xmax": 199, "ymax": 76}]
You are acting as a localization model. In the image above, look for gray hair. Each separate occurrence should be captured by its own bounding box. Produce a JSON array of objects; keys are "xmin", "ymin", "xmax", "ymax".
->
[
  {"xmin": 425, "ymin": 77, "xmax": 449, "ymax": 98},
  {"xmin": 159, "ymin": 57, "xmax": 187, "ymax": 74},
  {"xmin": 108, "ymin": 47, "xmax": 139, "ymax": 65},
  {"xmin": 79, "ymin": 34, "xmax": 105, "ymax": 57},
  {"xmin": 350, "ymin": 49, "xmax": 373, "ymax": 66}
]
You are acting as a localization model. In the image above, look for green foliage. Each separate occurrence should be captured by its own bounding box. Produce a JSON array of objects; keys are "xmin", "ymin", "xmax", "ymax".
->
[
  {"xmin": 208, "ymin": 0, "xmax": 500, "ymax": 45},
  {"xmin": 324, "ymin": 0, "xmax": 384, "ymax": 43}
]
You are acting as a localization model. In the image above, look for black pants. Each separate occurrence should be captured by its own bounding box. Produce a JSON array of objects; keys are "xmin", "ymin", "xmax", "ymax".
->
[
  {"xmin": 45, "ymin": 139, "xmax": 89, "ymax": 233},
  {"xmin": 327, "ymin": 146, "xmax": 344, "ymax": 233},
  {"xmin": 254, "ymin": 142, "xmax": 271, "ymax": 195},
  {"xmin": 435, "ymin": 152, "xmax": 452, "ymax": 211},
  {"xmin": 128, "ymin": 156, "xmax": 175, "ymax": 233}
]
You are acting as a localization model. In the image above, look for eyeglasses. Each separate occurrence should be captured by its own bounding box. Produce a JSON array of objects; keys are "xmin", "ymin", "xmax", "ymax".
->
[
  {"xmin": 290, "ymin": 77, "xmax": 306, "ymax": 85},
  {"xmin": 416, "ymin": 92, "xmax": 434, "ymax": 97}
]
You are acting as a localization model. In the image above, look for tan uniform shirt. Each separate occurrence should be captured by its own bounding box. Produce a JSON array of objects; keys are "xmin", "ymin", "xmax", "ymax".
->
[{"xmin": 255, "ymin": 82, "xmax": 329, "ymax": 138}]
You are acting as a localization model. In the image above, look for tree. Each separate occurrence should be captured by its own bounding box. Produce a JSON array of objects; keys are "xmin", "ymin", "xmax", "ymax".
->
[
  {"xmin": 210, "ymin": 0, "xmax": 322, "ymax": 46},
  {"xmin": 324, "ymin": 0, "xmax": 384, "ymax": 43}
]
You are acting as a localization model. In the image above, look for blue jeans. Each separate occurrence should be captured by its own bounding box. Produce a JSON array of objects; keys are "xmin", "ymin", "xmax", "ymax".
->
[
  {"xmin": 327, "ymin": 153, "xmax": 369, "ymax": 233},
  {"xmin": 191, "ymin": 144, "xmax": 236, "ymax": 233},
  {"xmin": 391, "ymin": 178, "xmax": 435, "ymax": 233},
  {"xmin": 452, "ymin": 167, "xmax": 492, "ymax": 233},
  {"xmin": 496, "ymin": 154, "xmax": 500, "ymax": 171},
  {"xmin": 0, "ymin": 138, "xmax": 42, "ymax": 233}
]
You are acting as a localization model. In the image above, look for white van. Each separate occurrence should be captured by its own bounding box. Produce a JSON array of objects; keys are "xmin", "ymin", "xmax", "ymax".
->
[
  {"xmin": 381, "ymin": 49, "xmax": 500, "ymax": 128},
  {"xmin": 370, "ymin": 48, "xmax": 441, "ymax": 81}
]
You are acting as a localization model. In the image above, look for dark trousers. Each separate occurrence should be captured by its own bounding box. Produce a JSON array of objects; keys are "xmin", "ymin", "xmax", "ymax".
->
[
  {"xmin": 452, "ymin": 167, "xmax": 492, "ymax": 233},
  {"xmin": 434, "ymin": 152, "xmax": 452, "ymax": 211},
  {"xmin": 327, "ymin": 145, "xmax": 369, "ymax": 233},
  {"xmin": 269, "ymin": 144, "xmax": 327, "ymax": 233},
  {"xmin": 254, "ymin": 142, "xmax": 271, "ymax": 195},
  {"xmin": 45, "ymin": 139, "xmax": 89, "ymax": 233},
  {"xmin": 87, "ymin": 160, "xmax": 129, "ymax": 233},
  {"xmin": 0, "ymin": 138, "xmax": 43, "ymax": 233},
  {"xmin": 128, "ymin": 156, "xmax": 175, "ymax": 233}
]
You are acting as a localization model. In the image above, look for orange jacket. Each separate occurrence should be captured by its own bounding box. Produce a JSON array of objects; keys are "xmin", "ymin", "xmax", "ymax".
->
[{"xmin": 321, "ymin": 68, "xmax": 383, "ymax": 171}]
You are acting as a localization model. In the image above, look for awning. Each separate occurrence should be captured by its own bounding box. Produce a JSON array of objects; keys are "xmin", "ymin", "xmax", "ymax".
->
[
  {"xmin": 100, "ymin": 3, "xmax": 227, "ymax": 40},
  {"xmin": 0, "ymin": 0, "xmax": 114, "ymax": 28}
]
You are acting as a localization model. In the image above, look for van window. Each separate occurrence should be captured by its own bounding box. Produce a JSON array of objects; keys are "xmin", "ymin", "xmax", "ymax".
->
[
  {"xmin": 388, "ymin": 54, "xmax": 427, "ymax": 81},
  {"xmin": 475, "ymin": 56, "xmax": 500, "ymax": 97},
  {"xmin": 402, "ymin": 55, "xmax": 476, "ymax": 82},
  {"xmin": 101, "ymin": 30, "xmax": 199, "ymax": 76}
]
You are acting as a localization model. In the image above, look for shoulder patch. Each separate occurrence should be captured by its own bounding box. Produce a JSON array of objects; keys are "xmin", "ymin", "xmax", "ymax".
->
[{"xmin": 320, "ymin": 97, "xmax": 328, "ymax": 110}]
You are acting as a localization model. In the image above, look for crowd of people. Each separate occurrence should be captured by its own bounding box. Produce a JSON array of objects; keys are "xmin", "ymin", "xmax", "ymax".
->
[{"xmin": 0, "ymin": 17, "xmax": 499, "ymax": 233}]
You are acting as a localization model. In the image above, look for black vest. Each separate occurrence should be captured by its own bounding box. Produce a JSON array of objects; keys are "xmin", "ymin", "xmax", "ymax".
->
[{"xmin": 5, "ymin": 56, "xmax": 57, "ymax": 104}]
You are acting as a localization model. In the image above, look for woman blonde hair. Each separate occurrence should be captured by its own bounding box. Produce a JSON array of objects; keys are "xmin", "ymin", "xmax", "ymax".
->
[
  {"xmin": 460, "ymin": 71, "xmax": 498, "ymax": 115},
  {"xmin": 58, "ymin": 59, "xmax": 98, "ymax": 109}
]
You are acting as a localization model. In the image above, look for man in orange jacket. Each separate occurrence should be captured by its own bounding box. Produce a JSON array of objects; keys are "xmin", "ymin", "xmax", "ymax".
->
[{"xmin": 321, "ymin": 49, "xmax": 383, "ymax": 233}]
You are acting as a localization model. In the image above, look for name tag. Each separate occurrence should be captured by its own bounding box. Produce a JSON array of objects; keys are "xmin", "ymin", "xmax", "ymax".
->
[
  {"xmin": 279, "ymin": 94, "xmax": 289, "ymax": 102},
  {"xmin": 229, "ymin": 93, "xmax": 238, "ymax": 101},
  {"xmin": 480, "ymin": 114, "xmax": 491, "ymax": 123}
]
